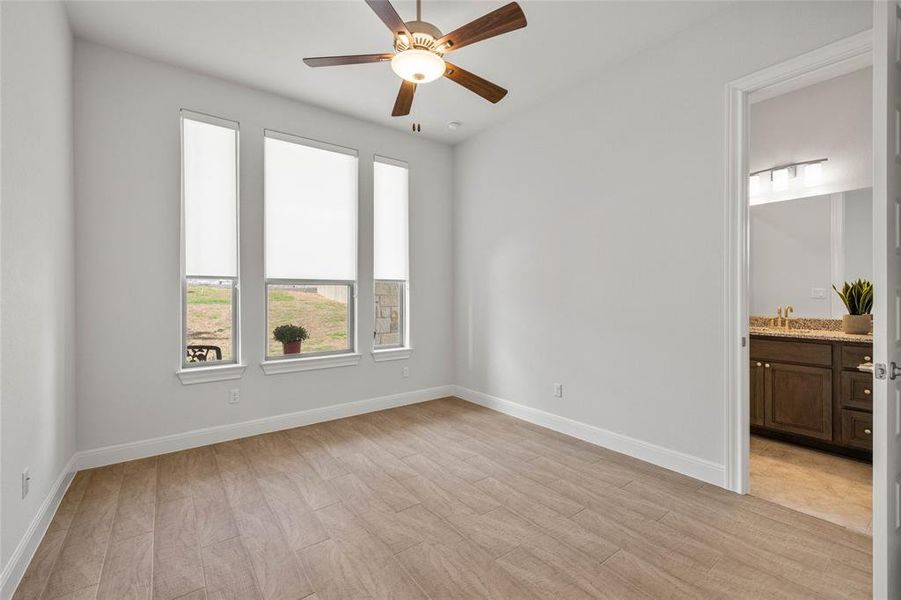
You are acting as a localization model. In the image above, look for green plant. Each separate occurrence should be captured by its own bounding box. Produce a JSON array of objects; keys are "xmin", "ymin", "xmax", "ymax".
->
[
  {"xmin": 833, "ymin": 279, "xmax": 874, "ymax": 315},
  {"xmin": 272, "ymin": 324, "xmax": 309, "ymax": 344}
]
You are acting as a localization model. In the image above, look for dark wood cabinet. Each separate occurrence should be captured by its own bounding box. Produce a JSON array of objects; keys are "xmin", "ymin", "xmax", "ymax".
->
[
  {"xmin": 840, "ymin": 409, "xmax": 873, "ymax": 450},
  {"xmin": 750, "ymin": 361, "xmax": 765, "ymax": 427},
  {"xmin": 763, "ymin": 362, "xmax": 832, "ymax": 440},
  {"xmin": 750, "ymin": 335, "xmax": 872, "ymax": 459}
]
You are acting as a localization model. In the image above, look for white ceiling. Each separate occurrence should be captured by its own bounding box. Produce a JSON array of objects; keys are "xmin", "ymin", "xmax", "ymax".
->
[{"xmin": 65, "ymin": 1, "xmax": 730, "ymax": 144}]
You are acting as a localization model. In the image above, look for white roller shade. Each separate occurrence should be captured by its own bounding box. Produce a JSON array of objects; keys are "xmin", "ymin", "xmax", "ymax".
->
[
  {"xmin": 373, "ymin": 159, "xmax": 409, "ymax": 280},
  {"xmin": 183, "ymin": 116, "xmax": 238, "ymax": 277},
  {"xmin": 265, "ymin": 133, "xmax": 357, "ymax": 280}
]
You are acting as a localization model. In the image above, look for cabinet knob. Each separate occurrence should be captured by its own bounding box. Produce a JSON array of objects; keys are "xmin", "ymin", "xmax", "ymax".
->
[
  {"xmin": 865, "ymin": 356, "xmax": 872, "ymax": 362},
  {"xmin": 764, "ymin": 363, "xmax": 771, "ymax": 368},
  {"xmin": 864, "ymin": 389, "xmax": 871, "ymax": 395},
  {"xmin": 865, "ymin": 429, "xmax": 872, "ymax": 435},
  {"xmin": 756, "ymin": 362, "xmax": 762, "ymax": 367}
]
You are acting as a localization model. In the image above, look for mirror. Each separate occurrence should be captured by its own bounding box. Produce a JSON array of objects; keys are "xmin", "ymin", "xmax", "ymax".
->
[{"xmin": 750, "ymin": 187, "xmax": 872, "ymax": 318}]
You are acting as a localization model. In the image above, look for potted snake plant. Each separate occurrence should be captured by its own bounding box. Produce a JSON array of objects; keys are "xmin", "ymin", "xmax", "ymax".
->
[
  {"xmin": 833, "ymin": 279, "xmax": 873, "ymax": 334},
  {"xmin": 273, "ymin": 324, "xmax": 309, "ymax": 355}
]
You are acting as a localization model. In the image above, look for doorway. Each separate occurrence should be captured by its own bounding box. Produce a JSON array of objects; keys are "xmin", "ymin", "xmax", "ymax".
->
[{"xmin": 723, "ymin": 24, "xmax": 883, "ymax": 583}]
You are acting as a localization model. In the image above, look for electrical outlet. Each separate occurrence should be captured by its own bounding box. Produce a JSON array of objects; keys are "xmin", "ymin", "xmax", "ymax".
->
[
  {"xmin": 402, "ymin": 366, "xmax": 409, "ymax": 378},
  {"xmin": 22, "ymin": 468, "xmax": 30, "ymax": 499},
  {"xmin": 229, "ymin": 389, "xmax": 240, "ymax": 404},
  {"xmin": 553, "ymin": 383, "xmax": 563, "ymax": 398}
]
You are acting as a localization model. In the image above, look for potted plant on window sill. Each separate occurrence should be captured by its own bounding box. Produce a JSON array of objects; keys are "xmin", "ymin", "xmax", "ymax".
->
[
  {"xmin": 273, "ymin": 324, "xmax": 309, "ymax": 355},
  {"xmin": 833, "ymin": 279, "xmax": 873, "ymax": 334}
]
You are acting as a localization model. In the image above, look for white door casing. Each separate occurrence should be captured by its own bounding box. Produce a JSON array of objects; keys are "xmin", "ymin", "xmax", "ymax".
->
[{"xmin": 873, "ymin": 3, "xmax": 901, "ymax": 597}]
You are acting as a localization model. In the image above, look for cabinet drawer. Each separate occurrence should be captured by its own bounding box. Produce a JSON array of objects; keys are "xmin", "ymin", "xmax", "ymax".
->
[
  {"xmin": 750, "ymin": 338, "xmax": 831, "ymax": 367},
  {"xmin": 841, "ymin": 409, "xmax": 873, "ymax": 450},
  {"xmin": 841, "ymin": 345, "xmax": 874, "ymax": 371},
  {"xmin": 841, "ymin": 371, "xmax": 873, "ymax": 412}
]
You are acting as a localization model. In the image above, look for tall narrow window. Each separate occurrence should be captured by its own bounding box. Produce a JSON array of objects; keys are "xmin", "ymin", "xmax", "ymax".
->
[
  {"xmin": 373, "ymin": 157, "xmax": 409, "ymax": 350},
  {"xmin": 180, "ymin": 111, "xmax": 240, "ymax": 369},
  {"xmin": 264, "ymin": 130, "xmax": 357, "ymax": 359}
]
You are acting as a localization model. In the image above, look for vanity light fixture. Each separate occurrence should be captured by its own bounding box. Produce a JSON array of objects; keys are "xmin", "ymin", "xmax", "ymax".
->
[{"xmin": 749, "ymin": 158, "xmax": 828, "ymax": 195}]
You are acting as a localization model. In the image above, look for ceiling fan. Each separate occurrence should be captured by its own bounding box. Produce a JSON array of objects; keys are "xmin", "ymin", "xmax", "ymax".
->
[{"xmin": 303, "ymin": 0, "xmax": 527, "ymax": 117}]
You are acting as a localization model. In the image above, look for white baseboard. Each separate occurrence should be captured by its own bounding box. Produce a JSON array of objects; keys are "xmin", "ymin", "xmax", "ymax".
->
[
  {"xmin": 453, "ymin": 385, "xmax": 726, "ymax": 487},
  {"xmin": 75, "ymin": 385, "xmax": 455, "ymax": 470},
  {"xmin": 1, "ymin": 454, "xmax": 77, "ymax": 600}
]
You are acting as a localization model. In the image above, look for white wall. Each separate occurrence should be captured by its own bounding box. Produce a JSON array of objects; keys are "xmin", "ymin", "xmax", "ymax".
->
[
  {"xmin": 750, "ymin": 66, "xmax": 872, "ymax": 205},
  {"xmin": 750, "ymin": 195, "xmax": 832, "ymax": 318},
  {"xmin": 452, "ymin": 1, "xmax": 871, "ymax": 474},
  {"xmin": 1, "ymin": 0, "xmax": 75, "ymax": 579},
  {"xmin": 74, "ymin": 41, "xmax": 453, "ymax": 452}
]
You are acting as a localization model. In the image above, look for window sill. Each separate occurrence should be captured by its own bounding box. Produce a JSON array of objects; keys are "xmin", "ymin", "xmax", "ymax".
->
[
  {"xmin": 177, "ymin": 364, "xmax": 246, "ymax": 385},
  {"xmin": 260, "ymin": 353, "xmax": 362, "ymax": 375},
  {"xmin": 371, "ymin": 347, "xmax": 413, "ymax": 362}
]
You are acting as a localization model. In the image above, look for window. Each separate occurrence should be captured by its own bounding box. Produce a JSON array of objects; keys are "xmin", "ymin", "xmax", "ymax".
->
[
  {"xmin": 180, "ymin": 111, "xmax": 240, "ymax": 369},
  {"xmin": 264, "ymin": 130, "xmax": 357, "ymax": 360},
  {"xmin": 373, "ymin": 157, "xmax": 409, "ymax": 350}
]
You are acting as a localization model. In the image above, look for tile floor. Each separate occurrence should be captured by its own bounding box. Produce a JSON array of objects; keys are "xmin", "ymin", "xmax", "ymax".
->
[{"xmin": 750, "ymin": 435, "xmax": 872, "ymax": 536}]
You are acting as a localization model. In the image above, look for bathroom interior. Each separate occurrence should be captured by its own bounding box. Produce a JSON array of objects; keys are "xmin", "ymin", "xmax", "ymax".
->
[{"xmin": 748, "ymin": 65, "xmax": 873, "ymax": 535}]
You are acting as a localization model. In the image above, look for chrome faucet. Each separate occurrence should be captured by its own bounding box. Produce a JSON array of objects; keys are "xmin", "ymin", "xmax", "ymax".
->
[{"xmin": 783, "ymin": 305, "xmax": 794, "ymax": 330}]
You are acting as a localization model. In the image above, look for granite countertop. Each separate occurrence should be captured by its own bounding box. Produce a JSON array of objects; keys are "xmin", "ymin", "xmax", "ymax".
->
[
  {"xmin": 749, "ymin": 316, "xmax": 873, "ymax": 343},
  {"xmin": 749, "ymin": 326, "xmax": 873, "ymax": 344}
]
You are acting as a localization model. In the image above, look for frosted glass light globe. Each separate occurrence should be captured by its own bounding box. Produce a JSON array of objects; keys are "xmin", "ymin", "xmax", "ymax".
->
[{"xmin": 391, "ymin": 49, "xmax": 446, "ymax": 84}]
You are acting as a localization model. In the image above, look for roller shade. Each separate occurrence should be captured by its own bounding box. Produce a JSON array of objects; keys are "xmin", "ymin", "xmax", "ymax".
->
[
  {"xmin": 264, "ymin": 132, "xmax": 357, "ymax": 280},
  {"xmin": 183, "ymin": 115, "xmax": 238, "ymax": 277},
  {"xmin": 373, "ymin": 159, "xmax": 409, "ymax": 280}
]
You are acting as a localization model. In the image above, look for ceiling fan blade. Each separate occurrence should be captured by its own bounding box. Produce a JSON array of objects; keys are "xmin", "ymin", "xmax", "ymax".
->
[
  {"xmin": 364, "ymin": 0, "xmax": 412, "ymax": 39},
  {"xmin": 392, "ymin": 80, "xmax": 416, "ymax": 116},
  {"xmin": 443, "ymin": 62, "xmax": 507, "ymax": 103},
  {"xmin": 436, "ymin": 2, "xmax": 526, "ymax": 53},
  {"xmin": 303, "ymin": 53, "xmax": 394, "ymax": 67}
]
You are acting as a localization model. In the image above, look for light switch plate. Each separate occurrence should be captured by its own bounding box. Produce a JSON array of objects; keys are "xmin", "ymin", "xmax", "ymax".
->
[
  {"xmin": 553, "ymin": 383, "xmax": 563, "ymax": 398},
  {"xmin": 811, "ymin": 287, "xmax": 827, "ymax": 299}
]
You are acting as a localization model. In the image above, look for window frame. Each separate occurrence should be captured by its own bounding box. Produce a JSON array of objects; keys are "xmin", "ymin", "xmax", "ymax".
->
[
  {"xmin": 372, "ymin": 155, "xmax": 411, "ymax": 353},
  {"xmin": 264, "ymin": 279, "xmax": 356, "ymax": 360},
  {"xmin": 178, "ymin": 109, "xmax": 242, "ymax": 373},
  {"xmin": 261, "ymin": 129, "xmax": 360, "ymax": 366}
]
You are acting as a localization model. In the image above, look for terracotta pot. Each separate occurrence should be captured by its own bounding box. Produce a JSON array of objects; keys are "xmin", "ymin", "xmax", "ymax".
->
[
  {"xmin": 842, "ymin": 314, "xmax": 872, "ymax": 335},
  {"xmin": 282, "ymin": 340, "xmax": 301, "ymax": 355}
]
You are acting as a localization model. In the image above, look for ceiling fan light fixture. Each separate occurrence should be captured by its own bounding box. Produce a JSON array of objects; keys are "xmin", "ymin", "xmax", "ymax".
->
[{"xmin": 391, "ymin": 49, "xmax": 445, "ymax": 83}]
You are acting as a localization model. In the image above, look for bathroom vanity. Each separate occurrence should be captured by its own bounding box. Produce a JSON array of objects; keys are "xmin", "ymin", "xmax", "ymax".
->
[{"xmin": 749, "ymin": 327, "xmax": 873, "ymax": 460}]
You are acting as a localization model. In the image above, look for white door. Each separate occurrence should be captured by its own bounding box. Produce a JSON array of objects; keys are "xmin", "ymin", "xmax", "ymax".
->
[{"xmin": 873, "ymin": 3, "xmax": 901, "ymax": 596}]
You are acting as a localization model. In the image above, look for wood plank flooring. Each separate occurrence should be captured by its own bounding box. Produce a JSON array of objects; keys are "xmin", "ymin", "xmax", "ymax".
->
[{"xmin": 14, "ymin": 397, "xmax": 872, "ymax": 599}]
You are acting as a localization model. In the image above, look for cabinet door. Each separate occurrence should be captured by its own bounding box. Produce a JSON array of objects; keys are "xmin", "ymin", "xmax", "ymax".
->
[
  {"xmin": 764, "ymin": 362, "xmax": 833, "ymax": 441},
  {"xmin": 750, "ymin": 361, "xmax": 765, "ymax": 426},
  {"xmin": 840, "ymin": 409, "xmax": 873, "ymax": 450}
]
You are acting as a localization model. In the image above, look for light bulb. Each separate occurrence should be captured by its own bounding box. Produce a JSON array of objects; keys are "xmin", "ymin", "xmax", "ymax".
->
[
  {"xmin": 771, "ymin": 168, "xmax": 789, "ymax": 191},
  {"xmin": 804, "ymin": 162, "xmax": 824, "ymax": 187},
  {"xmin": 749, "ymin": 174, "xmax": 761, "ymax": 196}
]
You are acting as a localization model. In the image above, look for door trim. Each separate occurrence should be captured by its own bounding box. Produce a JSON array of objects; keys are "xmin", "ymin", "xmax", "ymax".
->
[{"xmin": 723, "ymin": 29, "xmax": 873, "ymax": 494}]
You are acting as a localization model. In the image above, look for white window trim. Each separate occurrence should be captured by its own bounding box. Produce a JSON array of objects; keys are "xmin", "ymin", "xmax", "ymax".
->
[
  {"xmin": 260, "ymin": 353, "xmax": 362, "ymax": 375},
  {"xmin": 262, "ymin": 129, "xmax": 360, "ymax": 369},
  {"xmin": 178, "ymin": 109, "xmax": 243, "ymax": 376},
  {"xmin": 177, "ymin": 363, "xmax": 247, "ymax": 385},
  {"xmin": 371, "ymin": 347, "xmax": 413, "ymax": 362},
  {"xmin": 264, "ymin": 279, "xmax": 356, "ymax": 361},
  {"xmin": 373, "ymin": 154, "xmax": 411, "ymax": 352}
]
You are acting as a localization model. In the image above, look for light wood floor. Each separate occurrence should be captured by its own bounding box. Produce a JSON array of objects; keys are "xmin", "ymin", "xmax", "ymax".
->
[
  {"xmin": 750, "ymin": 435, "xmax": 872, "ymax": 536},
  {"xmin": 14, "ymin": 397, "xmax": 872, "ymax": 600}
]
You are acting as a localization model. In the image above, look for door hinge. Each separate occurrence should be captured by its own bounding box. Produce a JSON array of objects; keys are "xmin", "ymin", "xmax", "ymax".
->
[
  {"xmin": 875, "ymin": 363, "xmax": 888, "ymax": 380},
  {"xmin": 741, "ymin": 337, "xmax": 747, "ymax": 348}
]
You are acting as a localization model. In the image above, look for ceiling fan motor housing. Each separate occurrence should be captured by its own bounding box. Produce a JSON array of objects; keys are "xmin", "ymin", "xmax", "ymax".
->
[{"xmin": 394, "ymin": 20, "xmax": 445, "ymax": 54}]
